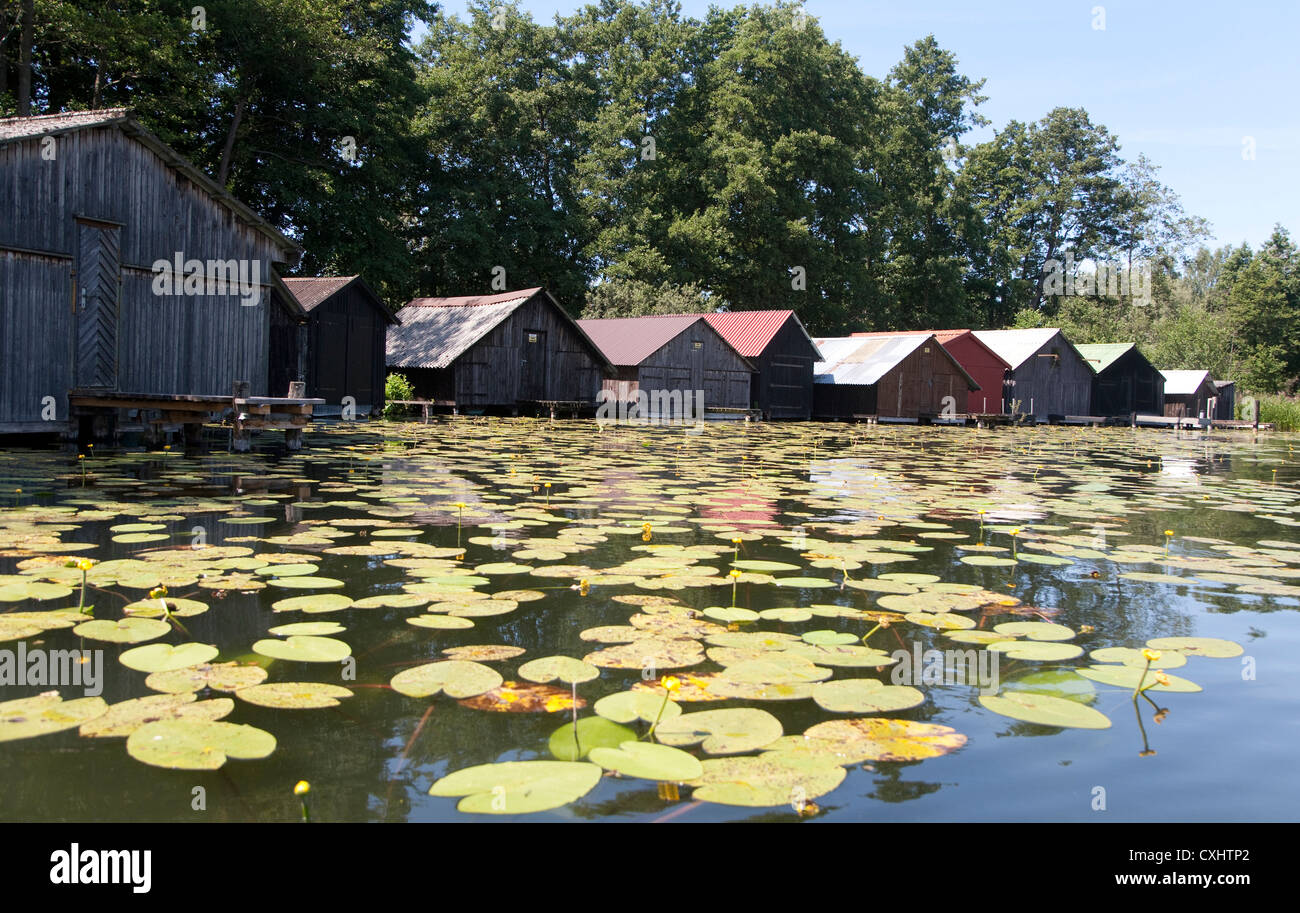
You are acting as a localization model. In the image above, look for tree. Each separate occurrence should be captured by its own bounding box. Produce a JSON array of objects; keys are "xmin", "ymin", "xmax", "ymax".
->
[{"xmin": 580, "ymin": 277, "xmax": 718, "ymax": 318}]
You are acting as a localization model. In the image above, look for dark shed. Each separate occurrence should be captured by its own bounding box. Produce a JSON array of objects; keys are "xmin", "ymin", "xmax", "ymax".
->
[
  {"xmin": 1213, "ymin": 381, "xmax": 1236, "ymax": 421},
  {"xmin": 972, "ymin": 328, "xmax": 1093, "ymax": 420},
  {"xmin": 576, "ymin": 315, "xmax": 754, "ymax": 418},
  {"xmin": 699, "ymin": 310, "xmax": 821, "ymax": 420},
  {"xmin": 282, "ymin": 276, "xmax": 396, "ymax": 416},
  {"xmin": 812, "ymin": 334, "xmax": 978, "ymax": 420},
  {"xmin": 387, "ymin": 288, "xmax": 611, "ymax": 411},
  {"xmin": 1075, "ymin": 343, "xmax": 1165, "ymax": 416},
  {"xmin": 1161, "ymin": 370, "xmax": 1218, "ymax": 419},
  {"xmin": 0, "ymin": 109, "xmax": 301, "ymax": 433},
  {"xmin": 852, "ymin": 329, "xmax": 1009, "ymax": 414}
]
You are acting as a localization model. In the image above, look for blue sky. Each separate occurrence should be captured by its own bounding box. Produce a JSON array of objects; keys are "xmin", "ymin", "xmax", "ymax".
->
[{"xmin": 424, "ymin": 0, "xmax": 1298, "ymax": 251}]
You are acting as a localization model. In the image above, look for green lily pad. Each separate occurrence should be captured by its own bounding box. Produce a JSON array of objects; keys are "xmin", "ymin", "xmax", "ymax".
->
[
  {"xmin": 590, "ymin": 741, "xmax": 704, "ymax": 781},
  {"xmin": 1076, "ymin": 665, "xmax": 1202, "ymax": 693},
  {"xmin": 407, "ymin": 614, "xmax": 475, "ymax": 630},
  {"xmin": 717, "ymin": 653, "xmax": 832, "ymax": 684},
  {"xmin": 594, "ymin": 690, "xmax": 683, "ymax": 725},
  {"xmin": 73, "ymin": 617, "xmax": 172, "ymax": 644},
  {"xmin": 0, "ymin": 693, "xmax": 108, "ymax": 742},
  {"xmin": 1090, "ymin": 647, "xmax": 1188, "ymax": 669},
  {"xmin": 442, "ymin": 644, "xmax": 526, "ymax": 662},
  {"xmin": 234, "ymin": 682, "xmax": 354, "ymax": 708},
  {"xmin": 583, "ymin": 638, "xmax": 706, "ymax": 670},
  {"xmin": 943, "ymin": 630, "xmax": 1008, "ymax": 645},
  {"xmin": 979, "ymin": 691, "xmax": 1112, "ymax": 728},
  {"xmin": 773, "ymin": 576, "xmax": 836, "ymax": 588},
  {"xmin": 987, "ymin": 640, "xmax": 1084, "ymax": 661},
  {"xmin": 429, "ymin": 760, "xmax": 603, "ymax": 814},
  {"xmin": 266, "ymin": 576, "xmax": 346, "ymax": 589},
  {"xmin": 960, "ymin": 555, "xmax": 1017, "ymax": 567},
  {"xmin": 811, "ymin": 679, "xmax": 925, "ymax": 713},
  {"xmin": 654, "ymin": 707, "xmax": 783, "ymax": 755},
  {"xmin": 548, "ymin": 717, "xmax": 637, "ymax": 761},
  {"xmin": 800, "ymin": 717, "xmax": 969, "ymax": 761},
  {"xmin": 758, "ymin": 607, "xmax": 813, "ymax": 622},
  {"xmin": 730, "ymin": 560, "xmax": 801, "ymax": 572},
  {"xmin": 145, "ymin": 662, "xmax": 268, "ymax": 693},
  {"xmin": 702, "ymin": 606, "xmax": 760, "ymax": 623},
  {"xmin": 262, "ymin": 592, "xmax": 350, "ymax": 616},
  {"xmin": 251, "ymin": 636, "xmax": 351, "ymax": 663},
  {"xmin": 905, "ymin": 612, "xmax": 976, "ymax": 630},
  {"xmin": 801, "ymin": 630, "xmax": 860, "ymax": 646},
  {"xmin": 119, "ymin": 642, "xmax": 220, "ymax": 673},
  {"xmin": 1002, "ymin": 669, "xmax": 1098, "ymax": 703},
  {"xmin": 123, "ymin": 597, "xmax": 208, "ymax": 618},
  {"xmin": 1144, "ymin": 636, "xmax": 1244, "ymax": 658},
  {"xmin": 80, "ymin": 694, "xmax": 233, "ymax": 737},
  {"xmin": 126, "ymin": 719, "xmax": 276, "ymax": 769},
  {"xmin": 389, "ymin": 661, "xmax": 503, "ymax": 698},
  {"xmin": 689, "ymin": 753, "xmax": 846, "ymax": 807},
  {"xmin": 993, "ymin": 621, "xmax": 1077, "ymax": 641},
  {"xmin": 518, "ymin": 656, "xmax": 601, "ymax": 685},
  {"xmin": 266, "ymin": 621, "xmax": 346, "ymax": 637}
]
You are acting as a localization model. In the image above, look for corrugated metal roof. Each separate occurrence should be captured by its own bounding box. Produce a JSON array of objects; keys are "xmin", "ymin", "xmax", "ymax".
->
[
  {"xmin": 852, "ymin": 328, "xmax": 970, "ymax": 345},
  {"xmin": 405, "ymin": 288, "xmax": 543, "ymax": 309},
  {"xmin": 1161, "ymin": 369, "xmax": 1212, "ymax": 395},
  {"xmin": 1074, "ymin": 343, "xmax": 1135, "ymax": 374},
  {"xmin": 812, "ymin": 335, "xmax": 930, "ymax": 385},
  {"xmin": 971, "ymin": 328, "xmax": 1062, "ymax": 370},
  {"xmin": 576, "ymin": 315, "xmax": 707, "ymax": 367},
  {"xmin": 0, "ymin": 108, "xmax": 130, "ymax": 140},
  {"xmin": 700, "ymin": 310, "xmax": 822, "ymax": 360},
  {"xmin": 282, "ymin": 276, "xmax": 358, "ymax": 311},
  {"xmin": 387, "ymin": 300, "xmax": 527, "ymax": 369}
]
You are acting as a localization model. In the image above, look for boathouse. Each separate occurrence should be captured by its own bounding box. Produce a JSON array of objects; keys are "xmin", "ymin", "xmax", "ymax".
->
[
  {"xmin": 698, "ymin": 310, "xmax": 821, "ymax": 420},
  {"xmin": 852, "ymin": 329, "xmax": 1008, "ymax": 414},
  {"xmin": 812, "ymin": 334, "xmax": 978, "ymax": 420},
  {"xmin": 576, "ymin": 315, "xmax": 754, "ymax": 418},
  {"xmin": 281, "ymin": 276, "xmax": 397, "ymax": 416},
  {"xmin": 387, "ymin": 288, "xmax": 611, "ymax": 412},
  {"xmin": 1075, "ymin": 343, "xmax": 1165, "ymax": 417},
  {"xmin": 971, "ymin": 328, "xmax": 1092, "ymax": 420},
  {"xmin": 0, "ymin": 109, "xmax": 305, "ymax": 436},
  {"xmin": 1161, "ymin": 370, "xmax": 1218, "ymax": 419}
]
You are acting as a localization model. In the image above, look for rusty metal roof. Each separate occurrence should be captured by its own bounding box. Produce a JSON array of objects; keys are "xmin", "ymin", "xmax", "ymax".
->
[
  {"xmin": 389, "ymin": 288, "xmax": 610, "ymax": 371},
  {"xmin": 575, "ymin": 315, "xmax": 710, "ymax": 367},
  {"xmin": 700, "ymin": 310, "xmax": 822, "ymax": 360},
  {"xmin": 0, "ymin": 108, "xmax": 130, "ymax": 140},
  {"xmin": 282, "ymin": 275, "xmax": 398, "ymax": 324}
]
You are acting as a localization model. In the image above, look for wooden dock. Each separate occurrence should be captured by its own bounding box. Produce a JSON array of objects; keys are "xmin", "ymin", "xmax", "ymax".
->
[{"xmin": 69, "ymin": 383, "xmax": 324, "ymax": 450}]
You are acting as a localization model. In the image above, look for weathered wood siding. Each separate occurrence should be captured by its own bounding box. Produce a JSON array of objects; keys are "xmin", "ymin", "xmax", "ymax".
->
[
  {"xmin": 305, "ymin": 284, "xmax": 388, "ymax": 410},
  {"xmin": 753, "ymin": 317, "xmax": 817, "ymax": 420},
  {"xmin": 812, "ymin": 344, "xmax": 969, "ymax": 419},
  {"xmin": 1004, "ymin": 331, "xmax": 1092, "ymax": 419},
  {"xmin": 632, "ymin": 323, "xmax": 751, "ymax": 412},
  {"xmin": 1092, "ymin": 349, "xmax": 1164, "ymax": 416},
  {"xmin": 0, "ymin": 124, "xmax": 291, "ymax": 426},
  {"xmin": 452, "ymin": 294, "xmax": 605, "ymax": 407}
]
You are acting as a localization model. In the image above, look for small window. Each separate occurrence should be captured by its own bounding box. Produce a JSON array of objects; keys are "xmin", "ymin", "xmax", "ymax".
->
[
  {"xmin": 924, "ymin": 346, "xmax": 930, "ymax": 353},
  {"xmin": 692, "ymin": 341, "xmax": 703, "ymax": 350},
  {"xmin": 527, "ymin": 333, "xmax": 539, "ymax": 343}
]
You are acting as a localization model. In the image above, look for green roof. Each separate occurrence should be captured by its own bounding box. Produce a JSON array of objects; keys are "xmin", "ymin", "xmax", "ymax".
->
[{"xmin": 1075, "ymin": 343, "xmax": 1136, "ymax": 374}]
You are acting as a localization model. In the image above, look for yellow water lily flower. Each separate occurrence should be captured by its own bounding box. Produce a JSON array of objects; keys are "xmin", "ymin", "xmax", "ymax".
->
[
  {"xmin": 294, "ymin": 780, "xmax": 310, "ymax": 796},
  {"xmin": 661, "ymin": 675, "xmax": 681, "ymax": 693},
  {"xmin": 1142, "ymin": 648, "xmax": 1161, "ymax": 663}
]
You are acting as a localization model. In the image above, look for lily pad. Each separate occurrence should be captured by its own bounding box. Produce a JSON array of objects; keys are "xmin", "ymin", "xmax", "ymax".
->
[
  {"xmin": 811, "ymin": 679, "xmax": 925, "ymax": 713},
  {"xmin": 234, "ymin": 682, "xmax": 354, "ymax": 708},
  {"xmin": 1090, "ymin": 646, "xmax": 1188, "ymax": 669},
  {"xmin": 979, "ymin": 691, "xmax": 1112, "ymax": 729},
  {"xmin": 407, "ymin": 615, "xmax": 475, "ymax": 630},
  {"xmin": 266, "ymin": 621, "xmax": 346, "ymax": 637},
  {"xmin": 987, "ymin": 640, "xmax": 1084, "ymax": 661},
  {"xmin": 590, "ymin": 741, "xmax": 704, "ymax": 782},
  {"xmin": 1144, "ymin": 636, "xmax": 1244, "ymax": 658},
  {"xmin": 689, "ymin": 754, "xmax": 846, "ymax": 807},
  {"xmin": 390, "ymin": 661, "xmax": 502, "ymax": 698},
  {"xmin": 270, "ymin": 594, "xmax": 354, "ymax": 614},
  {"xmin": 80, "ymin": 694, "xmax": 233, "ymax": 737},
  {"xmin": 442, "ymin": 644, "xmax": 526, "ymax": 662},
  {"xmin": 518, "ymin": 656, "xmax": 601, "ymax": 685},
  {"xmin": 0, "ymin": 693, "xmax": 108, "ymax": 742},
  {"xmin": 594, "ymin": 689, "xmax": 684, "ymax": 724},
  {"xmin": 73, "ymin": 617, "xmax": 172, "ymax": 644},
  {"xmin": 145, "ymin": 662, "xmax": 268, "ymax": 694},
  {"xmin": 654, "ymin": 707, "xmax": 784, "ymax": 755},
  {"xmin": 251, "ymin": 636, "xmax": 351, "ymax": 663},
  {"xmin": 1076, "ymin": 665, "xmax": 1202, "ymax": 693},
  {"xmin": 429, "ymin": 760, "xmax": 602, "ymax": 814},
  {"xmin": 548, "ymin": 717, "xmax": 637, "ymax": 761},
  {"xmin": 126, "ymin": 719, "xmax": 276, "ymax": 769},
  {"xmin": 119, "ymin": 642, "xmax": 220, "ymax": 673},
  {"xmin": 800, "ymin": 717, "xmax": 969, "ymax": 761},
  {"xmin": 993, "ymin": 621, "xmax": 1077, "ymax": 641}
]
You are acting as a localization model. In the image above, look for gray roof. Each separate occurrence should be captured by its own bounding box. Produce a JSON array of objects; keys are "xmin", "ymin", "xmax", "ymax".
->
[
  {"xmin": 971, "ymin": 328, "xmax": 1063, "ymax": 370},
  {"xmin": 388, "ymin": 288, "xmax": 610, "ymax": 371}
]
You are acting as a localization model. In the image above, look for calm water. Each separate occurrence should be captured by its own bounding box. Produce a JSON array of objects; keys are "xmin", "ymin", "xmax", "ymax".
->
[{"xmin": 1, "ymin": 419, "xmax": 1297, "ymax": 822}]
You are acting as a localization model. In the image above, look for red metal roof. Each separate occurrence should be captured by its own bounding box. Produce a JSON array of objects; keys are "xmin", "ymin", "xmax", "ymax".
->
[
  {"xmin": 700, "ymin": 310, "xmax": 802, "ymax": 358},
  {"xmin": 406, "ymin": 288, "xmax": 544, "ymax": 308}
]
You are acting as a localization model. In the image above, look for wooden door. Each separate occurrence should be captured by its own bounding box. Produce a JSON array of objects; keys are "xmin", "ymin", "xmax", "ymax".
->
[
  {"xmin": 74, "ymin": 220, "xmax": 121, "ymax": 390},
  {"xmin": 520, "ymin": 330, "xmax": 547, "ymax": 401}
]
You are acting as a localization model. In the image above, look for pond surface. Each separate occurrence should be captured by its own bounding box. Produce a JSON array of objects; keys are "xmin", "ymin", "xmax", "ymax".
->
[{"xmin": 0, "ymin": 420, "xmax": 1296, "ymax": 822}]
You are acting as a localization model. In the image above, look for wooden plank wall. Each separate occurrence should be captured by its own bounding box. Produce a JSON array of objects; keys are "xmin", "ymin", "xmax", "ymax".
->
[
  {"xmin": 639, "ymin": 322, "xmax": 752, "ymax": 410},
  {"xmin": 754, "ymin": 318, "xmax": 817, "ymax": 419},
  {"xmin": 1006, "ymin": 331, "xmax": 1093, "ymax": 419},
  {"xmin": 0, "ymin": 125, "xmax": 290, "ymax": 425}
]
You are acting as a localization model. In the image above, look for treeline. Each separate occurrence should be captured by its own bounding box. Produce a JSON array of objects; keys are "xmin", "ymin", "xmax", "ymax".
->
[{"xmin": 3, "ymin": 0, "xmax": 1297, "ymax": 391}]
